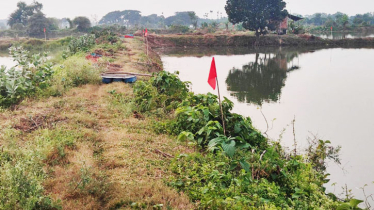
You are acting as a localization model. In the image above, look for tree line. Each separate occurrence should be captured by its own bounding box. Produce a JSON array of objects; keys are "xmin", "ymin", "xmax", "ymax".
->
[
  {"xmin": 295, "ymin": 12, "xmax": 374, "ymax": 30},
  {"xmin": 98, "ymin": 10, "xmax": 227, "ymax": 29},
  {"xmin": 6, "ymin": 1, "xmax": 92, "ymax": 37}
]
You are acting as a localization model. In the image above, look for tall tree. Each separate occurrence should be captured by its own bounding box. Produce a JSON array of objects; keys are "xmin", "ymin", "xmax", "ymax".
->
[
  {"xmin": 8, "ymin": 1, "xmax": 43, "ymax": 27},
  {"xmin": 188, "ymin": 12, "xmax": 198, "ymax": 29},
  {"xmin": 27, "ymin": 12, "xmax": 49, "ymax": 36},
  {"xmin": 99, "ymin": 11, "xmax": 124, "ymax": 25},
  {"xmin": 122, "ymin": 10, "xmax": 141, "ymax": 27},
  {"xmin": 226, "ymin": 52, "xmax": 299, "ymax": 105},
  {"xmin": 66, "ymin": 18, "xmax": 74, "ymax": 29},
  {"xmin": 225, "ymin": 0, "xmax": 288, "ymax": 38},
  {"xmin": 165, "ymin": 12, "xmax": 192, "ymax": 26},
  {"xmin": 73, "ymin": 16, "xmax": 91, "ymax": 32}
]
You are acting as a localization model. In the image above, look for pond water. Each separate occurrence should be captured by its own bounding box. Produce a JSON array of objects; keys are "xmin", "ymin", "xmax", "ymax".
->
[
  {"xmin": 161, "ymin": 46, "xmax": 374, "ymax": 202},
  {"xmin": 312, "ymin": 31, "xmax": 374, "ymax": 39},
  {"xmin": 0, "ymin": 56, "xmax": 16, "ymax": 68}
]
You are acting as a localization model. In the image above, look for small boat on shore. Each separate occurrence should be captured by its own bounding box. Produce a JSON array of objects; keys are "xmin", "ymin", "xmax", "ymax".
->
[{"xmin": 101, "ymin": 74, "xmax": 137, "ymax": 84}]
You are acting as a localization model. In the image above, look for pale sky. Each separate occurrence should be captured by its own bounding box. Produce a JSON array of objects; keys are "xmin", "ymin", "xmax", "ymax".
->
[{"xmin": 0, "ymin": 0, "xmax": 374, "ymax": 21}]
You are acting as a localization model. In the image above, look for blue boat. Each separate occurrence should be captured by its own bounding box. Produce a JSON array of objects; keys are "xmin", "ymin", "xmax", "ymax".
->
[
  {"xmin": 113, "ymin": 78, "xmax": 124, "ymax": 82},
  {"xmin": 102, "ymin": 77, "xmax": 113, "ymax": 84},
  {"xmin": 123, "ymin": 75, "xmax": 137, "ymax": 83},
  {"xmin": 101, "ymin": 74, "xmax": 138, "ymax": 84}
]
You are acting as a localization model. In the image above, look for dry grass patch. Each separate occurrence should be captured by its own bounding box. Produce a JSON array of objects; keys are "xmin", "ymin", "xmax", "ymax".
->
[{"xmin": 0, "ymin": 35, "xmax": 194, "ymax": 209}]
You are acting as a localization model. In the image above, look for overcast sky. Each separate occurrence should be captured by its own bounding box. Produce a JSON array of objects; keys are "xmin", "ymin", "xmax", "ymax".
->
[{"xmin": 1, "ymin": 0, "xmax": 374, "ymax": 21}]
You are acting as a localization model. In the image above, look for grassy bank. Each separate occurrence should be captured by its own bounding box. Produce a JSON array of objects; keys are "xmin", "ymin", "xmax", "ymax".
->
[
  {"xmin": 0, "ymin": 37, "xmax": 73, "ymax": 52},
  {"xmin": 148, "ymin": 33, "xmax": 374, "ymax": 48},
  {"xmin": 0, "ymin": 34, "xmax": 367, "ymax": 209},
  {"xmin": 0, "ymin": 36, "xmax": 193, "ymax": 209}
]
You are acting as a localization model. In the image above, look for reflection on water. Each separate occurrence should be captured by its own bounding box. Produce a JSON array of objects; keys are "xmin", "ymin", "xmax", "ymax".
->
[
  {"xmin": 161, "ymin": 46, "xmax": 374, "ymax": 203},
  {"xmin": 226, "ymin": 52, "xmax": 299, "ymax": 105},
  {"xmin": 0, "ymin": 56, "xmax": 16, "ymax": 67},
  {"xmin": 312, "ymin": 31, "xmax": 374, "ymax": 39}
]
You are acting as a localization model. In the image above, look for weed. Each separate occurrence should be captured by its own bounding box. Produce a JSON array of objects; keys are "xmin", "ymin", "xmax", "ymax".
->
[
  {"xmin": 132, "ymin": 70, "xmax": 344, "ymax": 209},
  {"xmin": 0, "ymin": 47, "xmax": 53, "ymax": 107},
  {"xmin": 68, "ymin": 34, "xmax": 96, "ymax": 54}
]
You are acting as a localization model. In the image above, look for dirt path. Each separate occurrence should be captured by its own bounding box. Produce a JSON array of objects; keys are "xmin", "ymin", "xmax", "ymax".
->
[{"xmin": 0, "ymin": 37, "xmax": 194, "ymax": 209}]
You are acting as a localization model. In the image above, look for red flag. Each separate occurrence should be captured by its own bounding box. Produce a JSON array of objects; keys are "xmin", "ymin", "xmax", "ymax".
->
[
  {"xmin": 208, "ymin": 57, "xmax": 217, "ymax": 90},
  {"xmin": 331, "ymin": 26, "xmax": 333, "ymax": 31},
  {"xmin": 145, "ymin": 28, "xmax": 148, "ymax": 37},
  {"xmin": 43, "ymin": 28, "xmax": 46, "ymax": 33}
]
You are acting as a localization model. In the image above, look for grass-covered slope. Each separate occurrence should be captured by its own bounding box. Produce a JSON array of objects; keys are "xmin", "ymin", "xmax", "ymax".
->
[{"xmin": 0, "ymin": 32, "xmax": 364, "ymax": 209}]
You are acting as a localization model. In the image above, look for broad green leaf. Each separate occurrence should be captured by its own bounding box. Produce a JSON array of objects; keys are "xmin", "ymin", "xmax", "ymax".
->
[
  {"xmin": 336, "ymin": 203, "xmax": 351, "ymax": 210},
  {"xmin": 239, "ymin": 160, "xmax": 251, "ymax": 173},
  {"xmin": 229, "ymin": 161, "xmax": 238, "ymax": 171},
  {"xmin": 222, "ymin": 140, "xmax": 236, "ymax": 158},
  {"xmin": 234, "ymin": 123, "xmax": 241, "ymax": 133},
  {"xmin": 292, "ymin": 194, "xmax": 300, "ymax": 199},
  {"xmin": 349, "ymin": 199, "xmax": 363, "ymax": 208}
]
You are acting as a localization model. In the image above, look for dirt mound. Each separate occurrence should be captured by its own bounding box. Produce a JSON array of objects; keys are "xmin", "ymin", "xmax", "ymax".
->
[
  {"xmin": 133, "ymin": 30, "xmax": 143, "ymax": 36},
  {"xmin": 106, "ymin": 63, "xmax": 123, "ymax": 72},
  {"xmin": 109, "ymin": 63, "xmax": 121, "ymax": 68},
  {"xmin": 94, "ymin": 49, "xmax": 105, "ymax": 55},
  {"xmin": 14, "ymin": 112, "xmax": 67, "ymax": 132},
  {"xmin": 298, "ymin": 34, "xmax": 320, "ymax": 41},
  {"xmin": 93, "ymin": 48, "xmax": 114, "ymax": 56},
  {"xmin": 147, "ymin": 35, "xmax": 177, "ymax": 48}
]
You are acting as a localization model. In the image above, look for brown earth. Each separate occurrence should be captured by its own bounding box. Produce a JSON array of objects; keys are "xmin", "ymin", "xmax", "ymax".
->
[{"xmin": 147, "ymin": 33, "xmax": 374, "ymax": 48}]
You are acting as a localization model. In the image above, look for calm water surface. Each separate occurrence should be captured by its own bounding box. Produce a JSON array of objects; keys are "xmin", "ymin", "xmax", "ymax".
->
[
  {"xmin": 312, "ymin": 31, "xmax": 374, "ymax": 39},
  {"xmin": 161, "ymin": 47, "xmax": 374, "ymax": 201},
  {"xmin": 0, "ymin": 56, "xmax": 16, "ymax": 67}
]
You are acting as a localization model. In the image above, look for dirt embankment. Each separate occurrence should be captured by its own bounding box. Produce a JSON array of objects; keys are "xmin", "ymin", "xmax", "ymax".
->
[{"xmin": 147, "ymin": 34, "xmax": 374, "ymax": 48}]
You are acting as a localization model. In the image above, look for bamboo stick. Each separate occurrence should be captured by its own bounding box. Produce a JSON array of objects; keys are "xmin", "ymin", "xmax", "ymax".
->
[{"xmin": 102, "ymin": 72, "xmax": 152, "ymax": 77}]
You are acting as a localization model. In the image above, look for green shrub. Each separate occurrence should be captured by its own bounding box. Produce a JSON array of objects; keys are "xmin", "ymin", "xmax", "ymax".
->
[
  {"xmin": 133, "ymin": 71, "xmax": 190, "ymax": 113},
  {"xmin": 170, "ymin": 149, "xmax": 339, "ymax": 209},
  {"xmin": 169, "ymin": 25, "xmax": 190, "ymax": 34},
  {"xmin": 132, "ymin": 70, "xmax": 343, "ymax": 209},
  {"xmin": 91, "ymin": 28, "xmax": 120, "ymax": 44},
  {"xmin": 0, "ymin": 128, "xmax": 69, "ymax": 209},
  {"xmin": 0, "ymin": 47, "xmax": 53, "ymax": 107},
  {"xmin": 47, "ymin": 55, "xmax": 102, "ymax": 96},
  {"xmin": 68, "ymin": 34, "xmax": 96, "ymax": 54}
]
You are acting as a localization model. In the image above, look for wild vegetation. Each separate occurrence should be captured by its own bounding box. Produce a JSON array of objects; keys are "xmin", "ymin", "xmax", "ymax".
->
[
  {"xmin": 0, "ymin": 26, "xmax": 199, "ymax": 209},
  {"xmin": 225, "ymin": 0, "xmax": 288, "ymax": 38},
  {"xmin": 1, "ymin": 0, "xmax": 374, "ymax": 208},
  {"xmin": 129, "ymin": 69, "xmax": 371, "ymax": 209},
  {"xmin": 0, "ymin": 47, "xmax": 53, "ymax": 107},
  {"xmin": 1, "ymin": 21, "xmax": 374, "ymax": 209},
  {"xmin": 2, "ymin": 1, "xmax": 92, "ymax": 39},
  {"xmin": 296, "ymin": 12, "xmax": 374, "ymax": 31}
]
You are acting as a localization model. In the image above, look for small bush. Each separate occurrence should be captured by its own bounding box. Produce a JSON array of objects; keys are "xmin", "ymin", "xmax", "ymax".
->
[
  {"xmin": 169, "ymin": 25, "xmax": 190, "ymax": 34},
  {"xmin": 133, "ymin": 71, "xmax": 189, "ymax": 113},
  {"xmin": 47, "ymin": 55, "xmax": 102, "ymax": 96},
  {"xmin": 68, "ymin": 34, "xmax": 96, "ymax": 54},
  {"xmin": 0, "ymin": 47, "xmax": 53, "ymax": 107},
  {"xmin": 132, "ymin": 70, "xmax": 343, "ymax": 209}
]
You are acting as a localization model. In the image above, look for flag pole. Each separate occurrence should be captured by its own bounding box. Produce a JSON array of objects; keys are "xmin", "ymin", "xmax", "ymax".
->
[
  {"xmin": 146, "ymin": 36, "xmax": 149, "ymax": 56},
  {"xmin": 216, "ymin": 74, "xmax": 226, "ymax": 136}
]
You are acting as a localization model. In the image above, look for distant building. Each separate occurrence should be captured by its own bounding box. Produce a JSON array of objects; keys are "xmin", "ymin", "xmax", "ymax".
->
[
  {"xmin": 278, "ymin": 14, "xmax": 304, "ymax": 34},
  {"xmin": 59, "ymin": 18, "xmax": 70, "ymax": 29}
]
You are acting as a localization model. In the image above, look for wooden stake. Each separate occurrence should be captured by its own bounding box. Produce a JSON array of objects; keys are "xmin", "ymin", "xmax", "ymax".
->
[
  {"xmin": 146, "ymin": 36, "xmax": 149, "ymax": 56},
  {"xmin": 216, "ymin": 75, "xmax": 226, "ymax": 136}
]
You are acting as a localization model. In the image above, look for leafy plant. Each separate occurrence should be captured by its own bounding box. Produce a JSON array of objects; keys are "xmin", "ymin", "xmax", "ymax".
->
[
  {"xmin": 337, "ymin": 199, "xmax": 364, "ymax": 210},
  {"xmin": 131, "ymin": 59, "xmax": 346, "ymax": 210},
  {"xmin": 133, "ymin": 71, "xmax": 189, "ymax": 113},
  {"xmin": 0, "ymin": 47, "xmax": 53, "ymax": 107},
  {"xmin": 68, "ymin": 34, "xmax": 96, "ymax": 54}
]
